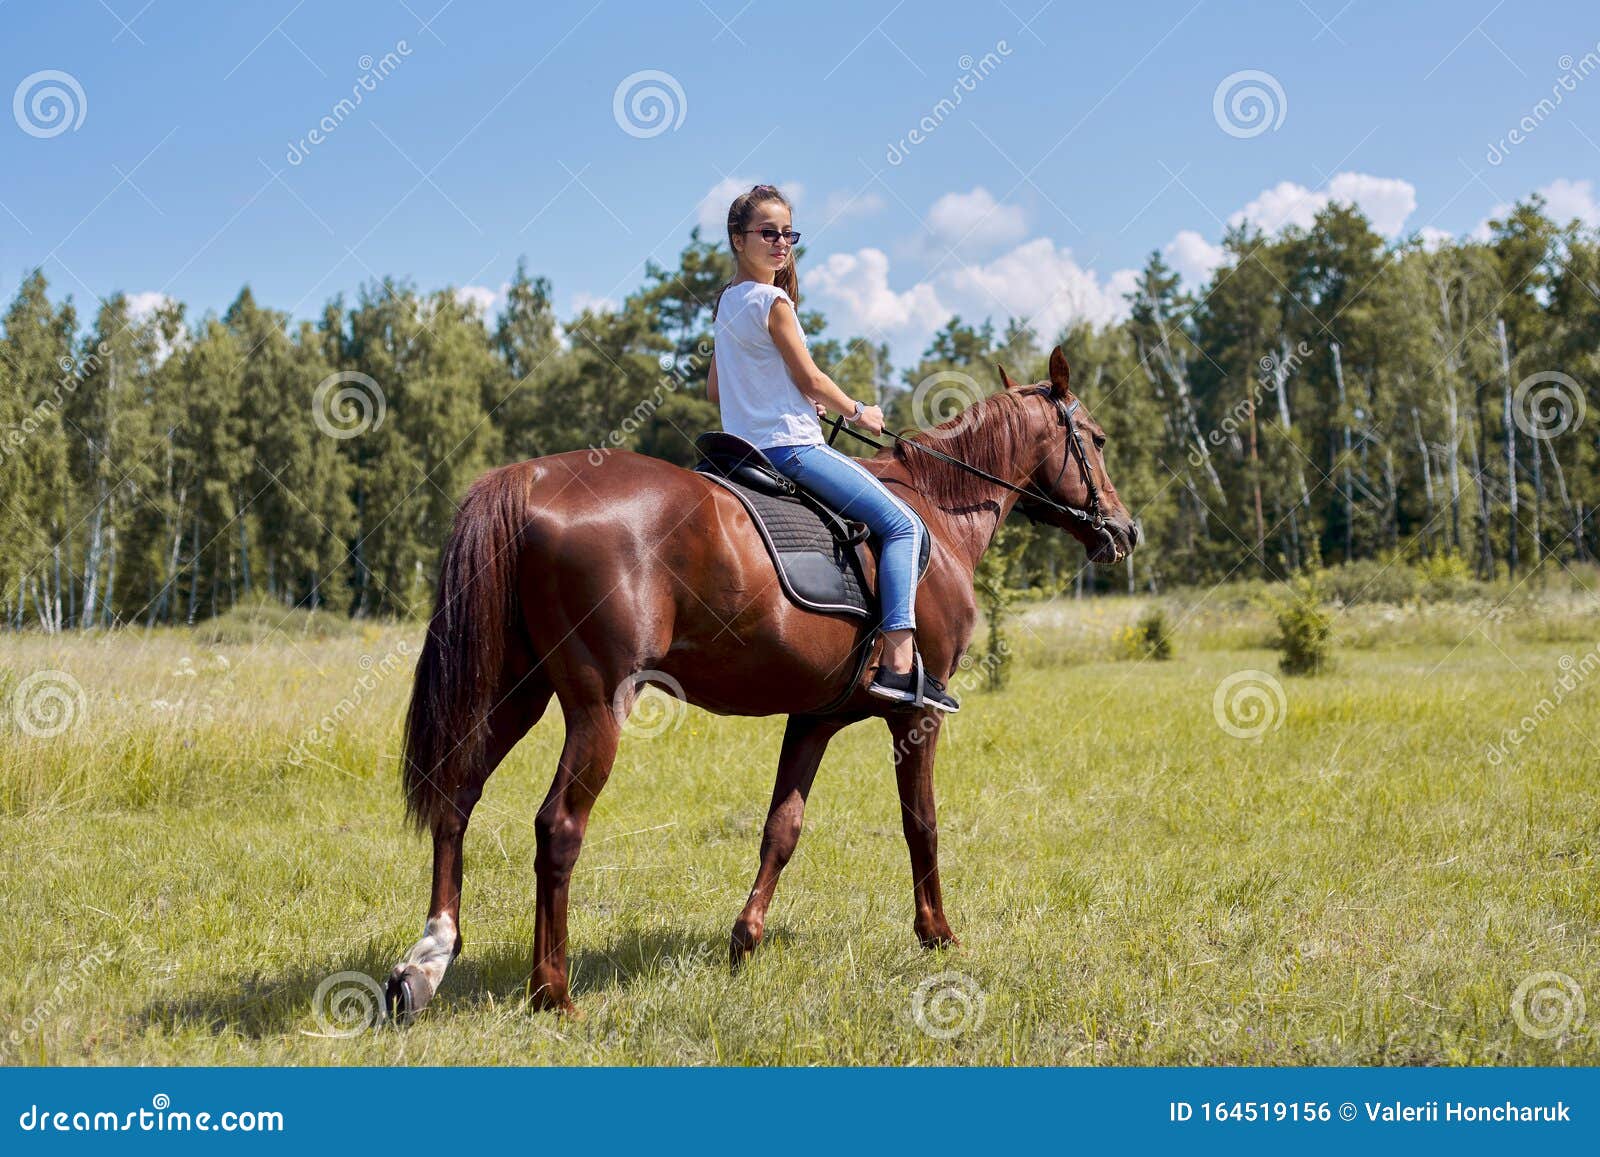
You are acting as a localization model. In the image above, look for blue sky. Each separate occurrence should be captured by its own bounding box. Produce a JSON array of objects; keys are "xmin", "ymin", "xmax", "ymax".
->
[{"xmin": 3, "ymin": 1, "xmax": 1598, "ymax": 364}]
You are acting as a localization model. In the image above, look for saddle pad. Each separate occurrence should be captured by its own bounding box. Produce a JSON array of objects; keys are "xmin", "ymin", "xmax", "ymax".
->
[{"xmin": 703, "ymin": 475, "xmax": 873, "ymax": 617}]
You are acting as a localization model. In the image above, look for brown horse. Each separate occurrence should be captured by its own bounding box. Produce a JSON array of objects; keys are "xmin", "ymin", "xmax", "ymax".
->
[{"xmin": 386, "ymin": 346, "xmax": 1137, "ymax": 1019}]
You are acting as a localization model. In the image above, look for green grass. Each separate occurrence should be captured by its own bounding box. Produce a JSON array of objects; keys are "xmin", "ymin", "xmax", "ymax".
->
[{"xmin": 1, "ymin": 593, "xmax": 1597, "ymax": 1065}]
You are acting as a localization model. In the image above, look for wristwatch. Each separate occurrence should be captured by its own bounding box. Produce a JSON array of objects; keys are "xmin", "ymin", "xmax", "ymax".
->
[{"xmin": 846, "ymin": 399, "xmax": 865, "ymax": 424}]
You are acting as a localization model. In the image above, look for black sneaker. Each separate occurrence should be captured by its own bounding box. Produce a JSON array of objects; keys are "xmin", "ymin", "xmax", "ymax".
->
[{"xmin": 866, "ymin": 654, "xmax": 960, "ymax": 713}]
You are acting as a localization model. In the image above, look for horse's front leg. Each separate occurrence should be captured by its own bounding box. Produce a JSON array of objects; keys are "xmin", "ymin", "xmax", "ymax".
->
[
  {"xmin": 730, "ymin": 714, "xmax": 846, "ymax": 969},
  {"xmin": 885, "ymin": 711, "xmax": 958, "ymax": 948}
]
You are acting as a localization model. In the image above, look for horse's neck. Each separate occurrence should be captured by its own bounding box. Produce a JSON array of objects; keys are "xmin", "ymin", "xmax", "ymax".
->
[{"xmin": 864, "ymin": 448, "xmax": 1025, "ymax": 577}]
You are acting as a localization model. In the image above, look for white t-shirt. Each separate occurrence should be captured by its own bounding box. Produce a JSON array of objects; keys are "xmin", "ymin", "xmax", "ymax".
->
[{"xmin": 713, "ymin": 281, "xmax": 823, "ymax": 449}]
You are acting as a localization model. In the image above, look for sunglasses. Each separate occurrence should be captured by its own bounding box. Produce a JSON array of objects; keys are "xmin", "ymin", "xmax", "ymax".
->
[{"xmin": 742, "ymin": 227, "xmax": 801, "ymax": 245}]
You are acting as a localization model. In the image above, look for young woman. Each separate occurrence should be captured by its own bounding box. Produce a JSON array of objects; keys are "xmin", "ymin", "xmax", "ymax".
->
[{"xmin": 706, "ymin": 183, "xmax": 958, "ymax": 712}]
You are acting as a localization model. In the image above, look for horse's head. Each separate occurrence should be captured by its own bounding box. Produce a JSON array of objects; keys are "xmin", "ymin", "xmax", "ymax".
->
[{"xmin": 999, "ymin": 346, "xmax": 1139, "ymax": 565}]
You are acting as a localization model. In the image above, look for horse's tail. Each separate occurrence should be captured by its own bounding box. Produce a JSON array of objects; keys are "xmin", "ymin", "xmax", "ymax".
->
[{"xmin": 402, "ymin": 465, "xmax": 528, "ymax": 834}]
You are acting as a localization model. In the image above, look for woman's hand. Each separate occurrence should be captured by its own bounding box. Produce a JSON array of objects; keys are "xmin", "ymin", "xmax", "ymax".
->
[
  {"xmin": 814, "ymin": 401, "xmax": 828, "ymax": 420},
  {"xmin": 854, "ymin": 404, "xmax": 885, "ymax": 436}
]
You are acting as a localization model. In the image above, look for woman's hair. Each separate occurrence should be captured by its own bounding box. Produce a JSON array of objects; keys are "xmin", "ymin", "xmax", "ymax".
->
[{"xmin": 713, "ymin": 184, "xmax": 797, "ymax": 320}]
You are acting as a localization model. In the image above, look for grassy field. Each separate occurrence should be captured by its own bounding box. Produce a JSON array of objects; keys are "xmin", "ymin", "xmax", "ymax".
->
[{"xmin": 2, "ymin": 581, "xmax": 1598, "ymax": 1066}]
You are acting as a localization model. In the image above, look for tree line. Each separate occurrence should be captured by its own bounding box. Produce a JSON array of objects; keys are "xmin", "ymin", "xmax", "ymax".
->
[{"xmin": 0, "ymin": 191, "xmax": 1595, "ymax": 629}]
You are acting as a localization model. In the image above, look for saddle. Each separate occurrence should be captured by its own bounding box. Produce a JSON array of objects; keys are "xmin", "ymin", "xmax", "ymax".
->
[{"xmin": 694, "ymin": 432, "xmax": 930, "ymax": 619}]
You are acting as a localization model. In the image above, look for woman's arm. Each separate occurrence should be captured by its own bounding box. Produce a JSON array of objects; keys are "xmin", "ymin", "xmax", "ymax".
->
[
  {"xmin": 767, "ymin": 298, "xmax": 883, "ymax": 433},
  {"xmin": 706, "ymin": 354, "xmax": 719, "ymax": 405}
]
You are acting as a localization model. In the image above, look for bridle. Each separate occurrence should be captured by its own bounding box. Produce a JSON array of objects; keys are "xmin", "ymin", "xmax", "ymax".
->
[
  {"xmin": 823, "ymin": 384, "xmax": 1112, "ymax": 541},
  {"xmin": 1017, "ymin": 385, "xmax": 1105, "ymax": 533}
]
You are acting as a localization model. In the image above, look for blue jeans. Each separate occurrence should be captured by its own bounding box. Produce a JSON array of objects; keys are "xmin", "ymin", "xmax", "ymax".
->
[{"xmin": 761, "ymin": 441, "xmax": 924, "ymax": 631}]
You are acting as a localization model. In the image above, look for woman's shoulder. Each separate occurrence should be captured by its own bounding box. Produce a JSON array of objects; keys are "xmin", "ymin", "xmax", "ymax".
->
[{"xmin": 723, "ymin": 280, "xmax": 791, "ymax": 305}]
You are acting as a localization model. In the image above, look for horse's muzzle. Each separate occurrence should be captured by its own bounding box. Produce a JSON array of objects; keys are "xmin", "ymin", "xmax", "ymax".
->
[{"xmin": 1091, "ymin": 516, "xmax": 1140, "ymax": 564}]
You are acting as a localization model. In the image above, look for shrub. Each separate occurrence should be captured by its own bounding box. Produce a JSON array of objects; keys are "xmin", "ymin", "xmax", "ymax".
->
[
  {"xmin": 1131, "ymin": 606, "xmax": 1175, "ymax": 660},
  {"xmin": 1321, "ymin": 558, "xmax": 1419, "ymax": 606},
  {"xmin": 1272, "ymin": 575, "xmax": 1332, "ymax": 676},
  {"xmin": 192, "ymin": 595, "xmax": 362, "ymax": 646},
  {"xmin": 1417, "ymin": 550, "xmax": 1475, "ymax": 602},
  {"xmin": 974, "ymin": 522, "xmax": 1032, "ymax": 690}
]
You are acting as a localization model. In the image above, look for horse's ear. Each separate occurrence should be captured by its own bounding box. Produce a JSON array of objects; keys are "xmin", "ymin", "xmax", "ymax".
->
[
  {"xmin": 996, "ymin": 362, "xmax": 1020, "ymax": 391},
  {"xmin": 1047, "ymin": 346, "xmax": 1072, "ymax": 398}
]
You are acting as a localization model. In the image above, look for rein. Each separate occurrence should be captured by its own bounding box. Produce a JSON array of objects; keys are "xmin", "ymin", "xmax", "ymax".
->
[{"xmin": 823, "ymin": 386, "xmax": 1108, "ymax": 534}]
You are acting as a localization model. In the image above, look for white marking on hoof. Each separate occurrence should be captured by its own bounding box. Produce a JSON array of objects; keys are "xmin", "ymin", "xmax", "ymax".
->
[{"xmin": 398, "ymin": 913, "xmax": 457, "ymax": 997}]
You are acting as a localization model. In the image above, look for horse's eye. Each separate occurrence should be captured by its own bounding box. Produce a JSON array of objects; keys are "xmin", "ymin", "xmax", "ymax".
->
[{"xmin": 1093, "ymin": 435, "xmax": 1107, "ymax": 450}]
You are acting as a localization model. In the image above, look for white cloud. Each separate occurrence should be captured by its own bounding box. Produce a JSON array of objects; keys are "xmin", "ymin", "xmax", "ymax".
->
[
  {"xmin": 926, "ymin": 187, "xmax": 1026, "ymax": 252},
  {"xmin": 454, "ymin": 284, "xmax": 501, "ymax": 316},
  {"xmin": 1326, "ymin": 173, "xmax": 1417, "ymax": 236},
  {"xmin": 696, "ymin": 177, "xmax": 805, "ymax": 234},
  {"xmin": 1230, "ymin": 172, "xmax": 1417, "ymax": 238},
  {"xmin": 1536, "ymin": 177, "xmax": 1599, "ymax": 226},
  {"xmin": 809, "ymin": 170, "xmax": 1429, "ymax": 361},
  {"xmin": 697, "ymin": 178, "xmax": 746, "ymax": 233},
  {"xmin": 1476, "ymin": 177, "xmax": 1600, "ymax": 240},
  {"xmin": 808, "ymin": 247, "xmax": 948, "ymax": 334},
  {"xmin": 1157, "ymin": 171, "xmax": 1418, "ymax": 285},
  {"xmin": 120, "ymin": 292, "xmax": 182, "ymax": 365},
  {"xmin": 554, "ymin": 292, "xmax": 621, "ymax": 351},
  {"xmin": 570, "ymin": 291, "xmax": 618, "ymax": 315},
  {"xmin": 808, "ymin": 237, "xmax": 1136, "ymax": 365},
  {"xmin": 1164, "ymin": 229, "xmax": 1227, "ymax": 285},
  {"xmin": 943, "ymin": 237, "xmax": 1135, "ymax": 337},
  {"xmin": 125, "ymin": 291, "xmax": 174, "ymax": 321},
  {"xmin": 1416, "ymin": 226, "xmax": 1455, "ymax": 251}
]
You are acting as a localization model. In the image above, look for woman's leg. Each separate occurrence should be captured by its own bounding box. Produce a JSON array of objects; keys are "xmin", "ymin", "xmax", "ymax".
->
[{"xmin": 763, "ymin": 443, "xmax": 923, "ymax": 670}]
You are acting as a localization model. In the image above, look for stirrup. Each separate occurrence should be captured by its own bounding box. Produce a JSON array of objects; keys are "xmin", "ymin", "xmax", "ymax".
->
[{"xmin": 867, "ymin": 651, "xmax": 960, "ymax": 713}]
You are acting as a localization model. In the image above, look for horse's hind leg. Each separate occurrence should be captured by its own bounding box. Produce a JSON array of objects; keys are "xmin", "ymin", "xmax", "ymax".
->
[
  {"xmin": 730, "ymin": 714, "xmax": 847, "ymax": 969},
  {"xmin": 527, "ymin": 698, "xmax": 621, "ymax": 1014},
  {"xmin": 388, "ymin": 670, "xmax": 552, "ymax": 1023}
]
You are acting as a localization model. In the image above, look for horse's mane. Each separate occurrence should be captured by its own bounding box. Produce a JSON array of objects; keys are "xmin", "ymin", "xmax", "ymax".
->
[{"xmin": 891, "ymin": 387, "xmax": 1046, "ymax": 509}]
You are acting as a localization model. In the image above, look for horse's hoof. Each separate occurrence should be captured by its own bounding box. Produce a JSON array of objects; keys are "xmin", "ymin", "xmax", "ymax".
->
[
  {"xmin": 386, "ymin": 964, "xmax": 434, "ymax": 1026},
  {"xmin": 527, "ymin": 978, "xmax": 577, "ymax": 1017},
  {"xmin": 729, "ymin": 921, "xmax": 762, "ymax": 973},
  {"xmin": 917, "ymin": 926, "xmax": 961, "ymax": 951}
]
